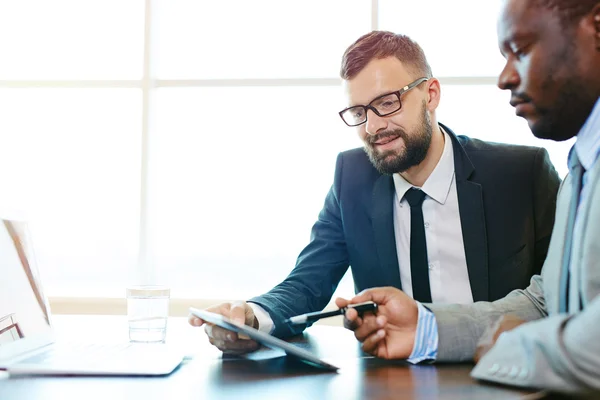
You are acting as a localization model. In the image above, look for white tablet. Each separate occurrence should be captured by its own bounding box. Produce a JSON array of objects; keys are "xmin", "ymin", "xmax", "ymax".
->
[{"xmin": 189, "ymin": 307, "xmax": 339, "ymax": 371}]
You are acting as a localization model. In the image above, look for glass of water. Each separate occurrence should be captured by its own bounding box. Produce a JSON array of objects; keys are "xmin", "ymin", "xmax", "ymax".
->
[{"xmin": 126, "ymin": 285, "xmax": 170, "ymax": 343}]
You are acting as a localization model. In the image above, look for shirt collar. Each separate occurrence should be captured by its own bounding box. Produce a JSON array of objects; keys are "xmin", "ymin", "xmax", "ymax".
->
[
  {"xmin": 393, "ymin": 126, "xmax": 455, "ymax": 205},
  {"xmin": 573, "ymin": 97, "xmax": 600, "ymax": 171}
]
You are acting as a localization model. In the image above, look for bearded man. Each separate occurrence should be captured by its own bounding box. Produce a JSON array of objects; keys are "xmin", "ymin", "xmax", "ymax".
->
[{"xmin": 190, "ymin": 31, "xmax": 561, "ymax": 359}]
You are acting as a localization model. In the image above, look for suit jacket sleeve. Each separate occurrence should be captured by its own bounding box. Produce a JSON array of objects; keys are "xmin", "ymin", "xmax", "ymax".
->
[
  {"xmin": 471, "ymin": 295, "xmax": 600, "ymax": 392},
  {"xmin": 426, "ymin": 274, "xmax": 548, "ymax": 362},
  {"xmin": 248, "ymin": 153, "xmax": 350, "ymax": 338},
  {"xmin": 532, "ymin": 148, "xmax": 561, "ymax": 275}
]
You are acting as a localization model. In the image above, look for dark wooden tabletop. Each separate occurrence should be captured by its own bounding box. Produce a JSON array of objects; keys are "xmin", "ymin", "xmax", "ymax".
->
[{"xmin": 0, "ymin": 316, "xmax": 547, "ymax": 400}]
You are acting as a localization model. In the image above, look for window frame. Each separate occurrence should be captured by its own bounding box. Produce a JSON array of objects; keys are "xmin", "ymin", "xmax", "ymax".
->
[{"xmin": 0, "ymin": 0, "xmax": 536, "ymax": 314}]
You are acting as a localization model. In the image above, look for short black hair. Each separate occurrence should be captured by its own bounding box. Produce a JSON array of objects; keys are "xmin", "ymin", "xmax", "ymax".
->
[{"xmin": 532, "ymin": 0, "xmax": 599, "ymax": 26}]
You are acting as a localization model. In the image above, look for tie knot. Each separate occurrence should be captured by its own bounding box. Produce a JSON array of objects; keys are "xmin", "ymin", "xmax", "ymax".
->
[{"xmin": 404, "ymin": 187, "xmax": 427, "ymax": 208}]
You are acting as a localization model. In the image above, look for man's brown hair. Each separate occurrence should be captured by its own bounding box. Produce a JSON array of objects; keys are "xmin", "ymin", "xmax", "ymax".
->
[{"xmin": 340, "ymin": 31, "xmax": 433, "ymax": 81}]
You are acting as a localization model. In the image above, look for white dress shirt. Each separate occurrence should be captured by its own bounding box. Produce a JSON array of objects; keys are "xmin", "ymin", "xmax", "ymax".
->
[
  {"xmin": 393, "ymin": 129, "xmax": 473, "ymax": 304},
  {"xmin": 251, "ymin": 128, "xmax": 474, "ymax": 333}
]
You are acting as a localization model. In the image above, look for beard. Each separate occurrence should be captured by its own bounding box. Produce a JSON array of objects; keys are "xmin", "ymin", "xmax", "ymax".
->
[
  {"xmin": 363, "ymin": 101, "xmax": 433, "ymax": 175},
  {"xmin": 528, "ymin": 38, "xmax": 597, "ymax": 142},
  {"xmin": 529, "ymin": 75, "xmax": 597, "ymax": 142}
]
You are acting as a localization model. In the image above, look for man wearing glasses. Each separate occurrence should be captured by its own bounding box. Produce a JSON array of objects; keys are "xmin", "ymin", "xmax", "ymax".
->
[{"xmin": 190, "ymin": 31, "xmax": 561, "ymax": 355}]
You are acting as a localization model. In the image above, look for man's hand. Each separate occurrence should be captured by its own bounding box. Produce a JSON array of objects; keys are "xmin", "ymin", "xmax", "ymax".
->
[
  {"xmin": 188, "ymin": 301, "xmax": 260, "ymax": 354},
  {"xmin": 474, "ymin": 315, "xmax": 527, "ymax": 363},
  {"xmin": 335, "ymin": 287, "xmax": 419, "ymax": 359}
]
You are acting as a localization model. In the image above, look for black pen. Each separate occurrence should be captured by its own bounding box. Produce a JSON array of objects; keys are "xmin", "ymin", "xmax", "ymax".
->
[{"xmin": 284, "ymin": 301, "xmax": 378, "ymax": 325}]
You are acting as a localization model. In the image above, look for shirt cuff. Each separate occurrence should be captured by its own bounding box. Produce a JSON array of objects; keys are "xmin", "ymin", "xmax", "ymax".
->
[
  {"xmin": 407, "ymin": 302, "xmax": 439, "ymax": 364},
  {"xmin": 247, "ymin": 302, "xmax": 275, "ymax": 334}
]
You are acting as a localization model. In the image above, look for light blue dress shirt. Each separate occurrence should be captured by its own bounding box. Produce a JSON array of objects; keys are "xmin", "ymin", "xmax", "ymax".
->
[
  {"xmin": 409, "ymin": 97, "xmax": 600, "ymax": 363},
  {"xmin": 408, "ymin": 302, "xmax": 438, "ymax": 363}
]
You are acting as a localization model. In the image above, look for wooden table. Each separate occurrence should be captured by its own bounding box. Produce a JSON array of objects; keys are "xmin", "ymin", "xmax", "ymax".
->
[{"xmin": 0, "ymin": 315, "xmax": 547, "ymax": 400}]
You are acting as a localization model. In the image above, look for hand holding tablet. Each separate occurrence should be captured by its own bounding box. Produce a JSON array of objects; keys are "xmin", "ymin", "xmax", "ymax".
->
[{"xmin": 189, "ymin": 307, "xmax": 339, "ymax": 371}]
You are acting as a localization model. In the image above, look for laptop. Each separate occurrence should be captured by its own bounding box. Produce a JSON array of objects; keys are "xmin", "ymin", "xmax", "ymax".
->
[{"xmin": 0, "ymin": 219, "xmax": 183, "ymax": 376}]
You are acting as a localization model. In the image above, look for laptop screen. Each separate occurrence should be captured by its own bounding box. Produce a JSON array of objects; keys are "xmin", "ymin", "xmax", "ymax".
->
[{"xmin": 0, "ymin": 220, "xmax": 52, "ymax": 355}]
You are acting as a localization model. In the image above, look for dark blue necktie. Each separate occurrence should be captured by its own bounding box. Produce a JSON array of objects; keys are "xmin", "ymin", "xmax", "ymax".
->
[{"xmin": 404, "ymin": 188, "xmax": 432, "ymax": 303}]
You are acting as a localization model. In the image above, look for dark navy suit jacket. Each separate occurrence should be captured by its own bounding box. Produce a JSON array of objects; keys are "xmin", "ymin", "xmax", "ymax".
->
[{"xmin": 249, "ymin": 124, "xmax": 561, "ymax": 337}]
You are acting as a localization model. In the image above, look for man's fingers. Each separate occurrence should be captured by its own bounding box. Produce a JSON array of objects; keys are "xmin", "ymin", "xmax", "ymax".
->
[
  {"xmin": 205, "ymin": 323, "xmax": 238, "ymax": 342},
  {"xmin": 206, "ymin": 302, "xmax": 232, "ymax": 315},
  {"xmin": 348, "ymin": 291, "xmax": 374, "ymax": 305},
  {"xmin": 335, "ymin": 297, "xmax": 350, "ymax": 308},
  {"xmin": 362, "ymin": 329, "xmax": 386, "ymax": 354},
  {"xmin": 343, "ymin": 308, "xmax": 361, "ymax": 330},
  {"xmin": 346, "ymin": 307, "xmax": 359, "ymax": 321},
  {"xmin": 353, "ymin": 315, "xmax": 386, "ymax": 342},
  {"xmin": 229, "ymin": 301, "xmax": 248, "ymax": 325},
  {"xmin": 348, "ymin": 286, "xmax": 398, "ymax": 306},
  {"xmin": 208, "ymin": 335, "xmax": 260, "ymax": 354},
  {"xmin": 212, "ymin": 339, "xmax": 261, "ymax": 354},
  {"xmin": 344, "ymin": 315, "xmax": 362, "ymax": 330},
  {"xmin": 188, "ymin": 315, "xmax": 205, "ymax": 327},
  {"xmin": 190, "ymin": 302, "xmax": 237, "ymax": 327},
  {"xmin": 492, "ymin": 315, "xmax": 526, "ymax": 342}
]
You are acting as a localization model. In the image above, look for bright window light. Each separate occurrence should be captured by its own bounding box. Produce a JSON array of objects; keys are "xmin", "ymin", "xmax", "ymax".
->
[
  {"xmin": 379, "ymin": 0, "xmax": 506, "ymax": 77},
  {"xmin": 0, "ymin": 0, "xmax": 144, "ymax": 79},
  {"xmin": 149, "ymin": 86, "xmax": 360, "ymax": 298},
  {"xmin": 0, "ymin": 1, "xmax": 574, "ymax": 302},
  {"xmin": 0, "ymin": 89, "xmax": 142, "ymax": 296},
  {"xmin": 154, "ymin": 0, "xmax": 371, "ymax": 79}
]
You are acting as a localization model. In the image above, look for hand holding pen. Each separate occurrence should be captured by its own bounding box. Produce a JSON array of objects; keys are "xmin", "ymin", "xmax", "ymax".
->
[
  {"xmin": 335, "ymin": 288, "xmax": 420, "ymax": 360},
  {"xmin": 284, "ymin": 301, "xmax": 378, "ymax": 325}
]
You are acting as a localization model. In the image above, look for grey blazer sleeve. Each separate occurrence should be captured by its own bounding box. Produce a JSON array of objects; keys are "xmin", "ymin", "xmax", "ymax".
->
[
  {"xmin": 471, "ymin": 295, "xmax": 600, "ymax": 392},
  {"xmin": 426, "ymin": 275, "xmax": 548, "ymax": 362}
]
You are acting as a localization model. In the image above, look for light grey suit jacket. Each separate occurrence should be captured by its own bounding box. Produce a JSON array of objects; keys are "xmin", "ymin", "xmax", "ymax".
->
[{"xmin": 427, "ymin": 154, "xmax": 600, "ymax": 392}]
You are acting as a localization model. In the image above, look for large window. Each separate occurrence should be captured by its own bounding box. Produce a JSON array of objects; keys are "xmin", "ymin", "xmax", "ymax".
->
[{"xmin": 0, "ymin": 1, "xmax": 573, "ymax": 301}]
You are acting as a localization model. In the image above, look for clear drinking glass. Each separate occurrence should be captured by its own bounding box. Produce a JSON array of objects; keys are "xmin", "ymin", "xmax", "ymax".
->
[{"xmin": 126, "ymin": 285, "xmax": 170, "ymax": 343}]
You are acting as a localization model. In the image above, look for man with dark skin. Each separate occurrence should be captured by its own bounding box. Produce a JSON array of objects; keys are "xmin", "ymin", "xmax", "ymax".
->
[{"xmin": 337, "ymin": 0, "xmax": 600, "ymax": 392}]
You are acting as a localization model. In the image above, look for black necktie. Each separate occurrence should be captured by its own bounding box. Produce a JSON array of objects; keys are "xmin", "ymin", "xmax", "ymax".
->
[{"xmin": 404, "ymin": 188, "xmax": 432, "ymax": 303}]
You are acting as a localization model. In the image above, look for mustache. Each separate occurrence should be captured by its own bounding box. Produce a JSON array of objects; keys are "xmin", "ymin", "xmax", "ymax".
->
[
  {"xmin": 511, "ymin": 92, "xmax": 534, "ymax": 103},
  {"xmin": 367, "ymin": 129, "xmax": 407, "ymax": 146}
]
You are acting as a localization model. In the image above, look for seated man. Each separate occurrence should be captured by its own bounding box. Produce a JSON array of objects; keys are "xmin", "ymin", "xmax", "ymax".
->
[
  {"xmin": 190, "ymin": 30, "xmax": 561, "ymax": 355},
  {"xmin": 337, "ymin": 0, "xmax": 600, "ymax": 393}
]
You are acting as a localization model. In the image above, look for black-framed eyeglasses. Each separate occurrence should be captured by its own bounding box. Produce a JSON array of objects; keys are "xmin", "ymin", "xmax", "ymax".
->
[{"xmin": 339, "ymin": 77, "xmax": 430, "ymax": 127}]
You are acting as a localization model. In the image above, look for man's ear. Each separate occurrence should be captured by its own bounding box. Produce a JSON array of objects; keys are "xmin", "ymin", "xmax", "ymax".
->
[{"xmin": 426, "ymin": 78, "xmax": 441, "ymax": 112}]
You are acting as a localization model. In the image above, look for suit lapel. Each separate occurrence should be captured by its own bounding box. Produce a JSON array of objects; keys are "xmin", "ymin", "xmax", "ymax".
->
[
  {"xmin": 372, "ymin": 174, "xmax": 403, "ymax": 290},
  {"xmin": 445, "ymin": 126, "xmax": 489, "ymax": 302}
]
